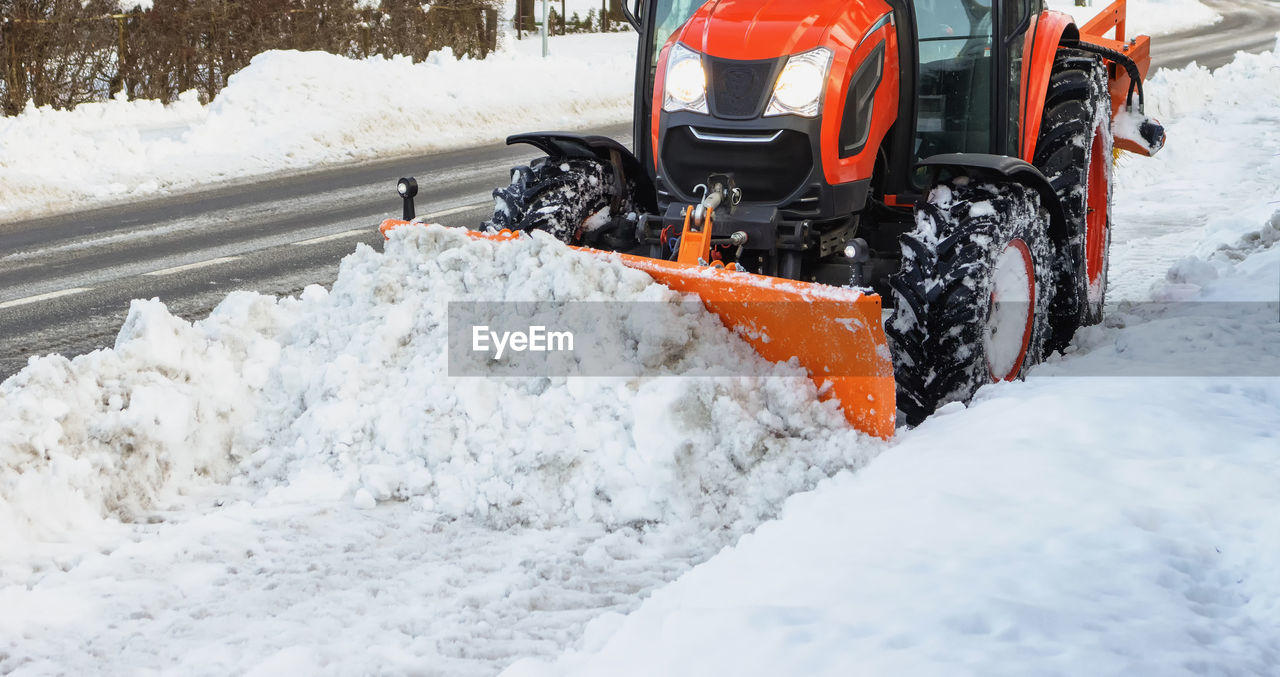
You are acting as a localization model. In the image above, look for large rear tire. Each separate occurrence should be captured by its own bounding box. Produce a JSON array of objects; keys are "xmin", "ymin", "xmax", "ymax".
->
[
  {"xmin": 486, "ymin": 157, "xmax": 628, "ymax": 244},
  {"xmin": 887, "ymin": 179, "xmax": 1055, "ymax": 426},
  {"xmin": 1034, "ymin": 50, "xmax": 1114, "ymax": 352}
]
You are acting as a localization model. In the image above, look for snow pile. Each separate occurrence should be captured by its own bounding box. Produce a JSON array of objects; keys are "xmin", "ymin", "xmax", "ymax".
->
[
  {"xmin": 1063, "ymin": 207, "xmax": 1280, "ymax": 377},
  {"xmin": 1143, "ymin": 42, "xmax": 1280, "ymax": 122},
  {"xmin": 236, "ymin": 226, "xmax": 870, "ymax": 531},
  {"xmin": 1047, "ymin": 0, "xmax": 1220, "ymax": 36},
  {"xmin": 1099, "ymin": 42, "xmax": 1280, "ymax": 304},
  {"xmin": 0, "ymin": 302, "xmax": 265, "ymax": 571},
  {"xmin": 0, "ymin": 225, "xmax": 875, "ymax": 576},
  {"xmin": 0, "ymin": 33, "xmax": 635, "ymax": 222}
]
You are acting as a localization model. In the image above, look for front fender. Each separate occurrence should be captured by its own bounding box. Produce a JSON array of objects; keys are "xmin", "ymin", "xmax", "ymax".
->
[
  {"xmin": 915, "ymin": 153, "xmax": 1067, "ymax": 241},
  {"xmin": 506, "ymin": 132, "xmax": 657, "ymax": 213}
]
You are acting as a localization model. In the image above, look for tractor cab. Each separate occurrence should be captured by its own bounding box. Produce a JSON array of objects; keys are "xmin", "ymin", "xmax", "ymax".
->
[
  {"xmin": 912, "ymin": 0, "xmax": 1041, "ymax": 178},
  {"xmin": 626, "ymin": 0, "xmax": 1043, "ymax": 198}
]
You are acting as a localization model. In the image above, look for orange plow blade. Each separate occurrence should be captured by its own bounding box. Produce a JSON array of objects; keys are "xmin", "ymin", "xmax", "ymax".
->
[
  {"xmin": 381, "ymin": 220, "xmax": 896, "ymax": 438},
  {"xmin": 615, "ymin": 254, "xmax": 895, "ymax": 438}
]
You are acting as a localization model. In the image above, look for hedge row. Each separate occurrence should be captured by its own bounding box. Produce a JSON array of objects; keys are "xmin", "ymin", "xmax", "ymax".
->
[{"xmin": 0, "ymin": 0, "xmax": 504, "ymax": 115}]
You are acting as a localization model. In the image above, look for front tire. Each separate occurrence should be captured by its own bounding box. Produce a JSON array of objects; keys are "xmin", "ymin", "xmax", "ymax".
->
[
  {"xmin": 486, "ymin": 157, "xmax": 625, "ymax": 244},
  {"xmin": 887, "ymin": 179, "xmax": 1055, "ymax": 426}
]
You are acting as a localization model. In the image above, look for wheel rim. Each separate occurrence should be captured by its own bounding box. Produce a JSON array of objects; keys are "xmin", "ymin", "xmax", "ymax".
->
[
  {"xmin": 1085, "ymin": 129, "xmax": 1109, "ymax": 307},
  {"xmin": 985, "ymin": 238, "xmax": 1036, "ymax": 382}
]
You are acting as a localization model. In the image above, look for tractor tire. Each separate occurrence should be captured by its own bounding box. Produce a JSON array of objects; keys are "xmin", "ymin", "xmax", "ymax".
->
[
  {"xmin": 1034, "ymin": 49, "xmax": 1114, "ymax": 353},
  {"xmin": 887, "ymin": 178, "xmax": 1055, "ymax": 426},
  {"xmin": 486, "ymin": 157, "xmax": 627, "ymax": 244}
]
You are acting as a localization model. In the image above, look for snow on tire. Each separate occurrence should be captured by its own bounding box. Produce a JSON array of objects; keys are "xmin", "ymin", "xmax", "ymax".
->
[
  {"xmin": 887, "ymin": 178, "xmax": 1055, "ymax": 426},
  {"xmin": 485, "ymin": 157, "xmax": 619, "ymax": 244},
  {"xmin": 1034, "ymin": 49, "xmax": 1114, "ymax": 352}
]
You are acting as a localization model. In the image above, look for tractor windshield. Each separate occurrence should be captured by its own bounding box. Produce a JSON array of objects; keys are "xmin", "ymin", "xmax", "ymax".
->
[
  {"xmin": 912, "ymin": 0, "xmax": 995, "ymax": 168},
  {"xmin": 650, "ymin": 0, "xmax": 702, "ymax": 69}
]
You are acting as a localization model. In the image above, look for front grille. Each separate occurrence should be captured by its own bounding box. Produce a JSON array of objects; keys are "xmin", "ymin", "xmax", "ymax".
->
[
  {"xmin": 661, "ymin": 126, "xmax": 812, "ymax": 204},
  {"xmin": 708, "ymin": 56, "xmax": 779, "ymax": 119}
]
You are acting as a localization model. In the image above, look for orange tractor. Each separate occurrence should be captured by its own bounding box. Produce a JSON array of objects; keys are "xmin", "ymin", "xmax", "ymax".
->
[{"xmin": 382, "ymin": 0, "xmax": 1163, "ymax": 437}]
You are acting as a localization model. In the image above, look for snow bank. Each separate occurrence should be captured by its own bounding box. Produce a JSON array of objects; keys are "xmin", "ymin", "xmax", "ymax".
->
[
  {"xmin": 0, "ymin": 301, "xmax": 264, "ymax": 572},
  {"xmin": 1047, "ymin": 0, "xmax": 1220, "ymax": 36},
  {"xmin": 237, "ymin": 226, "xmax": 871, "ymax": 531},
  {"xmin": 0, "ymin": 33, "xmax": 635, "ymax": 222},
  {"xmin": 1101, "ymin": 41, "xmax": 1280, "ymax": 304},
  {"xmin": 0, "ymin": 225, "xmax": 875, "ymax": 576}
]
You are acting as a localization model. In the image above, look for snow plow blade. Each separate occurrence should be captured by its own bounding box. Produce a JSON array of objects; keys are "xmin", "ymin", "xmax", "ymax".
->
[
  {"xmin": 380, "ymin": 220, "xmax": 896, "ymax": 438},
  {"xmin": 618, "ymin": 253, "xmax": 896, "ymax": 439}
]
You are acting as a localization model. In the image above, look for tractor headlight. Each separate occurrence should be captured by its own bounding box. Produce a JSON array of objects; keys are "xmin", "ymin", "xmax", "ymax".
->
[
  {"xmin": 663, "ymin": 42, "xmax": 708, "ymax": 114},
  {"xmin": 765, "ymin": 48, "xmax": 833, "ymax": 118}
]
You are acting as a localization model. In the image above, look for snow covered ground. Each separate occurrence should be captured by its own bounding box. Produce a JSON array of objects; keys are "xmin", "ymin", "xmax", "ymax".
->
[
  {"xmin": 4, "ymin": 6, "xmax": 1275, "ymax": 677},
  {"xmin": 0, "ymin": 0, "xmax": 1218, "ymax": 223},
  {"xmin": 1048, "ymin": 0, "xmax": 1222, "ymax": 36},
  {"xmin": 9, "ymin": 34, "xmax": 1278, "ymax": 677}
]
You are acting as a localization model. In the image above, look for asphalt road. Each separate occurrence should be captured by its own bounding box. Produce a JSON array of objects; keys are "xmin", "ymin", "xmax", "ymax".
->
[
  {"xmin": 1, "ymin": 2, "xmax": 1277, "ymax": 381},
  {"xmin": 0, "ymin": 125, "xmax": 629, "ymax": 379},
  {"xmin": 1151, "ymin": 0, "xmax": 1280, "ymax": 70}
]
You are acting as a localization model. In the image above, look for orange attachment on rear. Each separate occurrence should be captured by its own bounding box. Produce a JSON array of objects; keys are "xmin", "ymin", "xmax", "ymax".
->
[
  {"xmin": 380, "ymin": 219, "xmax": 896, "ymax": 438},
  {"xmin": 1078, "ymin": 0, "xmax": 1157, "ymax": 155},
  {"xmin": 1022, "ymin": 0, "xmax": 1158, "ymax": 159}
]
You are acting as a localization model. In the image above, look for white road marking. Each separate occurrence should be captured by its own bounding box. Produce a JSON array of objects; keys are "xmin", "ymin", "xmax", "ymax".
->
[
  {"xmin": 423, "ymin": 202, "xmax": 488, "ymax": 220},
  {"xmin": 0, "ymin": 287, "xmax": 93, "ymax": 310},
  {"xmin": 289, "ymin": 202, "xmax": 487, "ymax": 247},
  {"xmin": 144, "ymin": 256, "xmax": 241, "ymax": 277},
  {"xmin": 292, "ymin": 228, "xmax": 369, "ymax": 246}
]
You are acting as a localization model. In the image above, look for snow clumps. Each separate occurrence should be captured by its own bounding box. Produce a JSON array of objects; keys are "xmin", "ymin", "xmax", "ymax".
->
[{"xmin": 1, "ymin": 226, "xmax": 878, "ymax": 573}]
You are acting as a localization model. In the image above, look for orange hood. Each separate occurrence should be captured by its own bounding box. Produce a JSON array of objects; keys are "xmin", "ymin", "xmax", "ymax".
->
[{"xmin": 676, "ymin": 0, "xmax": 871, "ymax": 60}]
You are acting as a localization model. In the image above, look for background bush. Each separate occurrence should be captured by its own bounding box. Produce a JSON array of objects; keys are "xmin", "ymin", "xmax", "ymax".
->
[{"xmin": 0, "ymin": 0, "xmax": 507, "ymax": 115}]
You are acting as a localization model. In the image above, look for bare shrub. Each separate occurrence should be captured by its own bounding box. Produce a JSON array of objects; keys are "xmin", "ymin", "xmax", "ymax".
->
[{"xmin": 1, "ymin": 0, "xmax": 503, "ymax": 114}]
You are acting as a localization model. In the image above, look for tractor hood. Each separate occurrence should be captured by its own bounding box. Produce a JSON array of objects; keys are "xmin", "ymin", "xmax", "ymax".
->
[{"xmin": 676, "ymin": 0, "xmax": 878, "ymax": 61}]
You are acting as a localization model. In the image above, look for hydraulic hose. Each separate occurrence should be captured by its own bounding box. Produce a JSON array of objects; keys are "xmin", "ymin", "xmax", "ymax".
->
[{"xmin": 1069, "ymin": 40, "xmax": 1146, "ymax": 113}]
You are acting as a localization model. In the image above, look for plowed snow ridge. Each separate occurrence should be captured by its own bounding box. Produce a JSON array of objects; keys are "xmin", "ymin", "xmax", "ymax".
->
[{"xmin": 1, "ymin": 226, "xmax": 876, "ymax": 572}]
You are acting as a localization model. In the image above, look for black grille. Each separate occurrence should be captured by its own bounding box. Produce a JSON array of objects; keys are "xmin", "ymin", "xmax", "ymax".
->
[
  {"xmin": 708, "ymin": 57, "xmax": 779, "ymax": 119},
  {"xmin": 661, "ymin": 126, "xmax": 812, "ymax": 203}
]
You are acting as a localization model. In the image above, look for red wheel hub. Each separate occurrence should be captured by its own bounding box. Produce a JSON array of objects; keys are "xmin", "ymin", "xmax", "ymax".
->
[
  {"xmin": 985, "ymin": 238, "xmax": 1036, "ymax": 382},
  {"xmin": 1085, "ymin": 129, "xmax": 1109, "ymax": 305}
]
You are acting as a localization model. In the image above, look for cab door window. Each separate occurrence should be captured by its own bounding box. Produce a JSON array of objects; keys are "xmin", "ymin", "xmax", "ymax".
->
[{"xmin": 912, "ymin": 0, "xmax": 995, "ymax": 166}]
